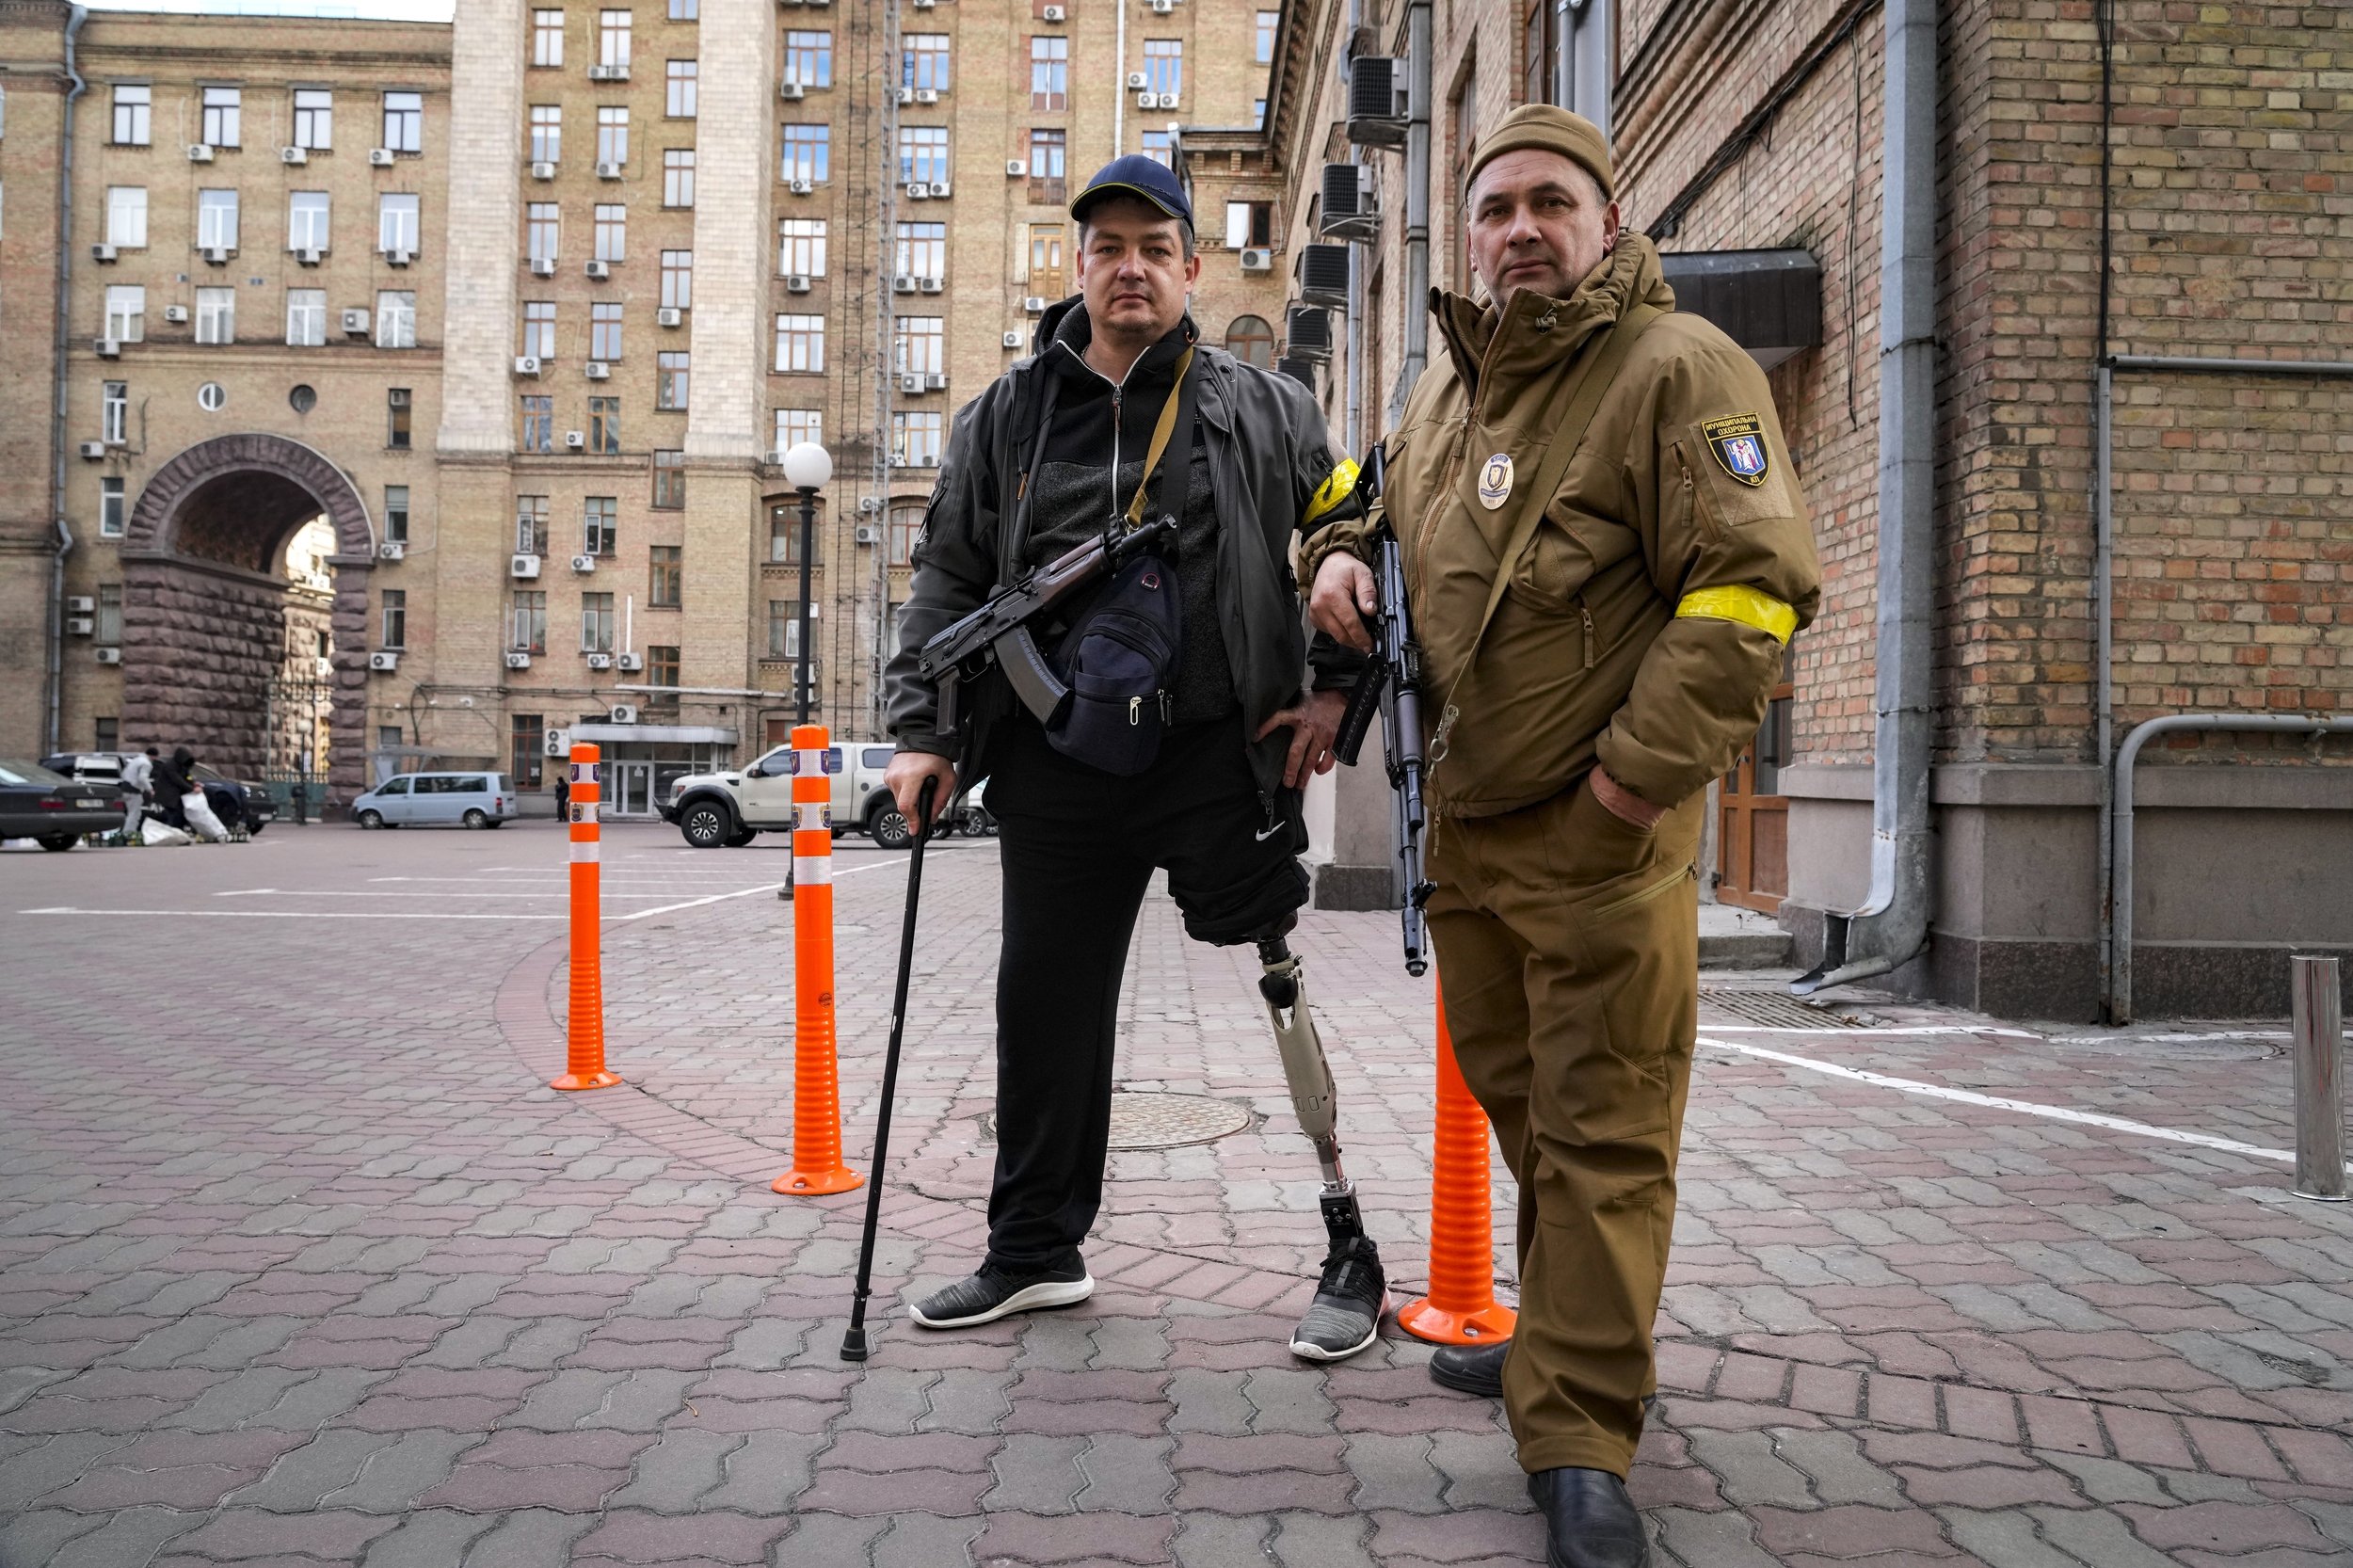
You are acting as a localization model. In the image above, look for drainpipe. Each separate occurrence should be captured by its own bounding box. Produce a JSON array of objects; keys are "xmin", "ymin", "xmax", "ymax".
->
[
  {"xmin": 1389, "ymin": 0, "xmax": 1431, "ymax": 425},
  {"xmin": 1791, "ymin": 0, "xmax": 1937, "ymax": 995},
  {"xmin": 46, "ymin": 6, "xmax": 90, "ymax": 757},
  {"xmin": 1112, "ymin": 0, "xmax": 1126, "ymax": 158},
  {"xmin": 1341, "ymin": 0, "xmax": 1365, "ymax": 455}
]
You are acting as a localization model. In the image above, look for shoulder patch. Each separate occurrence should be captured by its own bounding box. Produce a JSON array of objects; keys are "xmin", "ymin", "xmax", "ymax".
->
[
  {"xmin": 1304, "ymin": 458, "xmax": 1363, "ymax": 528},
  {"xmin": 1702, "ymin": 413, "xmax": 1771, "ymax": 488}
]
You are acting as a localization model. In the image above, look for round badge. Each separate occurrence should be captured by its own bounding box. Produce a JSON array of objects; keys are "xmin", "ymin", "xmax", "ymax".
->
[{"xmin": 1477, "ymin": 452, "xmax": 1514, "ymax": 511}]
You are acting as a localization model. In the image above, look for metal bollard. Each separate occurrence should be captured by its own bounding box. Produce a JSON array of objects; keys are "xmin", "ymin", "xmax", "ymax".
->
[{"xmin": 2291, "ymin": 955, "xmax": 2347, "ymax": 1203}]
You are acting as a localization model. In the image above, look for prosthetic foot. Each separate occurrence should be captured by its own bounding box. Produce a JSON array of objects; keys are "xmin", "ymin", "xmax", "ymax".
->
[{"xmin": 1258, "ymin": 936, "xmax": 1388, "ymax": 1361}]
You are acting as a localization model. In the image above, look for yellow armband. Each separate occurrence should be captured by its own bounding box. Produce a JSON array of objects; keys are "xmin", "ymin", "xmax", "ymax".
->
[
  {"xmin": 1303, "ymin": 458, "xmax": 1363, "ymax": 528},
  {"xmin": 1675, "ymin": 584, "xmax": 1797, "ymax": 643}
]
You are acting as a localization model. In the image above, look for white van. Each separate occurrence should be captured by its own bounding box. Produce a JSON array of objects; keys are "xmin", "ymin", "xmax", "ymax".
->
[{"xmin": 351, "ymin": 772, "xmax": 517, "ymax": 829}]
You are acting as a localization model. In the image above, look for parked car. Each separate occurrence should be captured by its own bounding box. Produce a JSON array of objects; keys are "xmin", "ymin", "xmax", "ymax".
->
[
  {"xmin": 0, "ymin": 759, "xmax": 126, "ymax": 850},
  {"xmin": 351, "ymin": 771, "xmax": 518, "ymax": 829},
  {"xmin": 40, "ymin": 751, "xmax": 276, "ymax": 837},
  {"xmin": 660, "ymin": 742, "xmax": 902, "ymax": 849},
  {"xmin": 190, "ymin": 762, "xmax": 278, "ymax": 835}
]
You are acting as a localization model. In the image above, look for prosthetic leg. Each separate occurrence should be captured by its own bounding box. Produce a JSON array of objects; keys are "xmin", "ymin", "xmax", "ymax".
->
[{"xmin": 1256, "ymin": 929, "xmax": 1389, "ymax": 1360}]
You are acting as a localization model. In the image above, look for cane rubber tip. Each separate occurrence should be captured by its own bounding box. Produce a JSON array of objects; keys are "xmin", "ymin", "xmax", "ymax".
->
[
  {"xmin": 840, "ymin": 1329, "xmax": 870, "ymax": 1362},
  {"xmin": 550, "ymin": 1071, "xmax": 623, "ymax": 1092}
]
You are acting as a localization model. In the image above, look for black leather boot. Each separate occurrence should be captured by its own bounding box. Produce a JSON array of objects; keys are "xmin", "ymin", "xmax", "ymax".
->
[
  {"xmin": 1528, "ymin": 1467, "xmax": 1649, "ymax": 1568},
  {"xmin": 1428, "ymin": 1339, "xmax": 1509, "ymax": 1397}
]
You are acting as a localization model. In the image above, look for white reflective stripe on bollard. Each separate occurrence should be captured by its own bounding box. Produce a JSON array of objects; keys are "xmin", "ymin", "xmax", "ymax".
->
[
  {"xmin": 795, "ymin": 748, "xmax": 828, "ymax": 775},
  {"xmin": 569, "ymin": 840, "xmax": 600, "ymax": 862},
  {"xmin": 792, "ymin": 856, "xmax": 832, "ymax": 884},
  {"xmin": 794, "ymin": 801, "xmax": 829, "ymax": 831},
  {"xmin": 569, "ymin": 801, "xmax": 599, "ymax": 824}
]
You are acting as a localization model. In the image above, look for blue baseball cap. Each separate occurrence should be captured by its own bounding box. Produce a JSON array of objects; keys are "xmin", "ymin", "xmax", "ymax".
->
[{"xmin": 1070, "ymin": 153, "xmax": 1194, "ymax": 230}]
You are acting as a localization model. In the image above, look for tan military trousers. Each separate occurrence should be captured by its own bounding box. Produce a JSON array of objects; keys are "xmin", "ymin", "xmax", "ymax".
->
[{"xmin": 1427, "ymin": 776, "xmax": 1703, "ymax": 1479}]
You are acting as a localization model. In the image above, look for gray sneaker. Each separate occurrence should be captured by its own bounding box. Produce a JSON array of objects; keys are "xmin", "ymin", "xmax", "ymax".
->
[
  {"xmin": 908, "ymin": 1261, "xmax": 1094, "ymax": 1329},
  {"xmin": 1289, "ymin": 1236, "xmax": 1387, "ymax": 1361}
]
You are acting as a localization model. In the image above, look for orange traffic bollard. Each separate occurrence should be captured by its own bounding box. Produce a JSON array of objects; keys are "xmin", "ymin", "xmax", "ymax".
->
[
  {"xmin": 774, "ymin": 724, "xmax": 862, "ymax": 1195},
  {"xmin": 552, "ymin": 743, "xmax": 622, "ymax": 1092},
  {"xmin": 1399, "ymin": 982, "xmax": 1517, "ymax": 1345}
]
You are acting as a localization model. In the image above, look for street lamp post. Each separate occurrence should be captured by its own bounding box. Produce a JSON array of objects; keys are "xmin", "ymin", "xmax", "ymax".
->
[{"xmin": 776, "ymin": 442, "xmax": 833, "ymax": 904}]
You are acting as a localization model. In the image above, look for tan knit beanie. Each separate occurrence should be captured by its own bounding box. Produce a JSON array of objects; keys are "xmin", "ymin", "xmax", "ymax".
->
[{"xmin": 1465, "ymin": 104, "xmax": 1615, "ymax": 203}]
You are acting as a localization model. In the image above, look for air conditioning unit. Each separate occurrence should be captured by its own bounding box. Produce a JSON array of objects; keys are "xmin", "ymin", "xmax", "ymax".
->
[
  {"xmin": 1345, "ymin": 56, "xmax": 1410, "ymax": 146},
  {"xmin": 572, "ymin": 553, "xmax": 599, "ymax": 572},
  {"xmin": 1005, "ymin": 159, "xmax": 1027, "ymax": 178},
  {"xmin": 915, "ymin": 88, "xmax": 938, "ymax": 104},
  {"xmin": 164, "ymin": 305, "xmax": 190, "ymax": 324},
  {"xmin": 1001, "ymin": 329, "xmax": 1024, "ymax": 348},
  {"xmin": 584, "ymin": 260, "xmax": 611, "ymax": 280},
  {"xmin": 1276, "ymin": 352, "xmax": 1317, "ymax": 390},
  {"xmin": 585, "ymin": 651, "xmax": 614, "ymax": 670},
  {"xmin": 784, "ymin": 274, "xmax": 811, "ymax": 293},
  {"xmin": 888, "ymin": 454, "xmax": 909, "ymax": 467},
  {"xmin": 657, "ymin": 306, "xmax": 682, "ymax": 326},
  {"xmin": 1319, "ymin": 163, "xmax": 1380, "ymax": 238},
  {"xmin": 854, "ymin": 523, "xmax": 881, "ymax": 544},
  {"xmin": 892, "ymin": 273, "xmax": 918, "ymax": 293},
  {"xmin": 545, "ymin": 729, "xmax": 570, "ymax": 757},
  {"xmin": 378, "ymin": 540, "xmax": 407, "ymax": 560},
  {"xmin": 616, "ymin": 650, "xmax": 643, "ymax": 672},
  {"xmin": 281, "ymin": 146, "xmax": 309, "ymax": 165},
  {"xmin": 387, "ymin": 248, "xmax": 412, "ymax": 267},
  {"xmin": 1295, "ymin": 242, "xmax": 1353, "ymax": 310},
  {"xmin": 928, "ymin": 181, "xmax": 951, "ymax": 199},
  {"xmin": 857, "ymin": 495, "xmax": 883, "ymax": 513},
  {"xmin": 341, "ymin": 309, "xmax": 372, "ymax": 334},
  {"xmin": 187, "ymin": 142, "xmax": 216, "ymax": 162},
  {"xmin": 910, "ymin": 0, "xmax": 935, "ymax": 8},
  {"xmin": 94, "ymin": 339, "xmax": 121, "ymax": 359},
  {"xmin": 202, "ymin": 247, "xmax": 232, "ymax": 265},
  {"xmin": 588, "ymin": 64, "xmax": 627, "ymax": 81},
  {"xmin": 1023, "ymin": 296, "xmax": 1048, "ymax": 313},
  {"xmin": 788, "ymin": 178, "xmax": 813, "ymax": 195},
  {"xmin": 609, "ymin": 702, "xmax": 639, "ymax": 723},
  {"xmin": 96, "ymin": 647, "xmax": 123, "ymax": 665},
  {"xmin": 531, "ymin": 160, "xmax": 555, "ymax": 180},
  {"xmin": 91, "ymin": 244, "xmax": 118, "ymax": 263},
  {"xmin": 779, "ymin": 82, "xmax": 805, "ymax": 101},
  {"xmin": 925, "ymin": 372, "xmax": 950, "ymax": 391},
  {"xmin": 1041, "ymin": 4, "xmax": 1064, "ymax": 19},
  {"xmin": 1286, "ymin": 304, "xmax": 1334, "ymax": 362},
  {"xmin": 584, "ymin": 360, "xmax": 611, "ymax": 380},
  {"xmin": 531, "ymin": 257, "xmax": 557, "ymax": 277},
  {"xmin": 80, "ymin": 441, "xmax": 106, "ymax": 459},
  {"xmin": 899, "ymin": 373, "xmax": 924, "ymax": 394},
  {"xmin": 1151, "ymin": 0, "xmax": 1174, "ymax": 11},
  {"xmin": 369, "ymin": 650, "xmax": 401, "ymax": 671},
  {"xmin": 564, "ymin": 429, "xmax": 586, "ymax": 449},
  {"xmin": 905, "ymin": 182, "xmax": 930, "ymax": 200},
  {"xmin": 1239, "ymin": 247, "xmax": 1273, "ymax": 274},
  {"xmin": 1136, "ymin": 92, "xmax": 1159, "ymax": 110},
  {"xmin": 1126, "ymin": 72, "xmax": 1149, "ymax": 89},
  {"xmin": 511, "ymin": 553, "xmax": 542, "ymax": 577},
  {"xmin": 595, "ymin": 161, "xmax": 623, "ymax": 180},
  {"xmin": 515, "ymin": 355, "xmax": 542, "ymax": 376},
  {"xmin": 919, "ymin": 276, "xmax": 944, "ymax": 294},
  {"xmin": 896, "ymin": 87, "xmax": 914, "ymax": 105},
  {"xmin": 296, "ymin": 248, "xmax": 324, "ymax": 266},
  {"xmin": 505, "ymin": 650, "xmax": 533, "ymax": 669},
  {"xmin": 369, "ymin": 147, "xmax": 395, "ymax": 166},
  {"xmin": 66, "ymin": 616, "xmax": 95, "ymax": 636}
]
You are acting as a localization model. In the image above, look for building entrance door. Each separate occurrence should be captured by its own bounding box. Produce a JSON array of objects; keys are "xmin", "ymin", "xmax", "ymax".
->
[
  {"xmin": 610, "ymin": 761, "xmax": 656, "ymax": 818},
  {"xmin": 1715, "ymin": 654, "xmax": 1796, "ymax": 913}
]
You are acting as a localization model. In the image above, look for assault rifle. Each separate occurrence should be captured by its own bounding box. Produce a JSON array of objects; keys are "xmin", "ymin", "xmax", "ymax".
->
[
  {"xmin": 1329, "ymin": 445, "xmax": 1435, "ymax": 978},
  {"xmin": 918, "ymin": 513, "xmax": 1178, "ymax": 734}
]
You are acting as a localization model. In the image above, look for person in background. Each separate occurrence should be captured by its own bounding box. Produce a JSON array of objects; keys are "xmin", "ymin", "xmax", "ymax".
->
[
  {"xmin": 553, "ymin": 770, "xmax": 570, "ymax": 820},
  {"xmin": 120, "ymin": 746, "xmax": 156, "ymax": 840},
  {"xmin": 150, "ymin": 746, "xmax": 196, "ymax": 830}
]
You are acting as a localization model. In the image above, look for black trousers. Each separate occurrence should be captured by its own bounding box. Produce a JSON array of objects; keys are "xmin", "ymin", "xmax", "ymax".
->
[{"xmin": 981, "ymin": 712, "xmax": 1308, "ymax": 1272}]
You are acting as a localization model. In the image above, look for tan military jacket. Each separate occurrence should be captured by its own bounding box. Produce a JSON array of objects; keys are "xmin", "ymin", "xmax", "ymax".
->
[{"xmin": 1305, "ymin": 235, "xmax": 1822, "ymax": 820}]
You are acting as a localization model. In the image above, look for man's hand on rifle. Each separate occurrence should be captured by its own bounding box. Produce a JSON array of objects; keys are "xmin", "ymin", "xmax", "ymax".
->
[
  {"xmin": 1256, "ymin": 690, "xmax": 1349, "ymax": 790},
  {"xmin": 885, "ymin": 751, "xmax": 956, "ymax": 835},
  {"xmin": 1308, "ymin": 552, "xmax": 1379, "ymax": 653}
]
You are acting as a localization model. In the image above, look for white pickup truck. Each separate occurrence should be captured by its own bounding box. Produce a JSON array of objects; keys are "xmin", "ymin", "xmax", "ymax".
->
[{"xmin": 661, "ymin": 741, "xmax": 904, "ymax": 849}]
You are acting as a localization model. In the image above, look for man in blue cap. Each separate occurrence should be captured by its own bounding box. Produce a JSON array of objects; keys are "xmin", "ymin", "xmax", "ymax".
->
[{"xmin": 882, "ymin": 155, "xmax": 1391, "ymax": 1360}]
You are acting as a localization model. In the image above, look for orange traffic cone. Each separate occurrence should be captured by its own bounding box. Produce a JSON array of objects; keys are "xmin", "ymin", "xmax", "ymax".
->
[
  {"xmin": 775, "ymin": 724, "xmax": 862, "ymax": 1195},
  {"xmin": 1398, "ymin": 984, "xmax": 1516, "ymax": 1344},
  {"xmin": 552, "ymin": 743, "xmax": 621, "ymax": 1092}
]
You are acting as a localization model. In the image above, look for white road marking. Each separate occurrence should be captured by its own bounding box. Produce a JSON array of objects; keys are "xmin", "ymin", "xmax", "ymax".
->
[
  {"xmin": 1700, "ymin": 1035, "xmax": 2346, "ymax": 1172},
  {"xmin": 19, "ymin": 907, "xmax": 562, "ymax": 920},
  {"xmin": 1698, "ymin": 1023, "xmax": 2044, "ymax": 1039},
  {"xmin": 612, "ymin": 856, "xmax": 911, "ymax": 921}
]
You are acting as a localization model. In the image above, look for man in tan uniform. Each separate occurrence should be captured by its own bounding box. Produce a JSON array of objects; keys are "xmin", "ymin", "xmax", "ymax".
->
[{"xmin": 1305, "ymin": 105, "xmax": 1820, "ymax": 1567}]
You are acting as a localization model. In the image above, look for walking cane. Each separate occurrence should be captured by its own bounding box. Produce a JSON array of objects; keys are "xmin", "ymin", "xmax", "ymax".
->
[{"xmin": 840, "ymin": 776, "xmax": 939, "ymax": 1364}]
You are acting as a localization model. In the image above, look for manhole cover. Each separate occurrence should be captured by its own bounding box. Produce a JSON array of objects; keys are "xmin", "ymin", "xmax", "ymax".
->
[
  {"xmin": 1700, "ymin": 987, "xmax": 1874, "ymax": 1031},
  {"xmin": 1106, "ymin": 1092, "xmax": 1252, "ymax": 1150}
]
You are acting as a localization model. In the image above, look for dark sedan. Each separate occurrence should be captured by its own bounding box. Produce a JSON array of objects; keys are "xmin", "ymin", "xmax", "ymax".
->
[
  {"xmin": 0, "ymin": 760, "xmax": 126, "ymax": 851},
  {"xmin": 191, "ymin": 762, "xmax": 277, "ymax": 834}
]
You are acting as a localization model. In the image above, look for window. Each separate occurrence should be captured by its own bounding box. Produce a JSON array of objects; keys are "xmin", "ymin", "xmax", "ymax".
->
[
  {"xmin": 527, "ymin": 202, "xmax": 559, "ymax": 263},
  {"xmin": 293, "ymin": 88, "xmax": 332, "ymax": 150},
  {"xmin": 1031, "ymin": 37, "xmax": 1067, "ymax": 110},
  {"xmin": 904, "ymin": 34, "xmax": 951, "ymax": 91},
  {"xmin": 895, "ymin": 220, "xmax": 946, "ymax": 280},
  {"xmin": 1257, "ymin": 10, "xmax": 1279, "ymax": 62},
  {"xmin": 96, "ymin": 584, "xmax": 122, "ymax": 646},
  {"xmin": 581, "ymin": 591, "xmax": 616, "ymax": 652},
  {"xmin": 1027, "ymin": 129, "xmax": 1065, "ymax": 203},
  {"xmin": 381, "ymin": 589, "xmax": 407, "ymax": 648},
  {"xmin": 891, "ymin": 409, "xmax": 943, "ymax": 469},
  {"xmin": 522, "ymin": 300, "xmax": 556, "ymax": 360},
  {"xmin": 1254, "ymin": 98, "xmax": 1266, "ymax": 129},
  {"xmin": 596, "ymin": 105, "xmax": 628, "ymax": 166},
  {"xmin": 198, "ymin": 381, "xmax": 227, "ymax": 413},
  {"xmin": 198, "ymin": 189, "xmax": 239, "ymax": 250},
  {"xmin": 663, "ymin": 148, "xmax": 695, "ymax": 206},
  {"xmin": 780, "ymin": 124, "xmax": 828, "ymax": 184},
  {"xmin": 777, "ymin": 217, "xmax": 825, "ymax": 277},
  {"xmin": 511, "ymin": 589, "xmax": 547, "ymax": 652},
  {"xmin": 649, "ymin": 544, "xmax": 681, "ymax": 605},
  {"xmin": 652, "ymin": 449, "xmax": 685, "ymax": 508},
  {"xmin": 660, "ymin": 249, "xmax": 693, "ymax": 308},
  {"xmin": 200, "ymin": 86, "xmax": 241, "ymax": 148},
  {"xmin": 599, "ymin": 9, "xmax": 632, "ymax": 69},
  {"xmin": 583, "ymin": 495, "xmax": 616, "ymax": 555},
  {"xmin": 590, "ymin": 300, "xmax": 623, "ymax": 360},
  {"xmin": 894, "ymin": 316, "xmax": 943, "ymax": 376},
  {"xmin": 1225, "ymin": 313, "xmax": 1274, "ymax": 369},
  {"xmin": 665, "ymin": 59, "xmax": 696, "ymax": 117},
  {"xmin": 104, "ymin": 285, "xmax": 144, "ymax": 344},
  {"xmin": 774, "ymin": 408, "xmax": 822, "ymax": 454},
  {"xmin": 887, "ymin": 500, "xmax": 922, "ymax": 567},
  {"xmin": 112, "ymin": 84, "xmax": 151, "ymax": 146},
  {"xmin": 532, "ymin": 9, "xmax": 564, "ymax": 66},
  {"xmin": 1142, "ymin": 40, "xmax": 1182, "ymax": 97},
  {"xmin": 774, "ymin": 312, "xmax": 824, "ymax": 373},
  {"xmin": 376, "ymin": 290, "xmax": 417, "ymax": 348},
  {"xmin": 196, "ymin": 286, "xmax": 235, "ymax": 344},
  {"xmin": 520, "ymin": 395, "xmax": 553, "ymax": 453},
  {"xmin": 529, "ymin": 104, "xmax": 561, "ymax": 163},
  {"xmin": 385, "ymin": 485, "xmax": 409, "ymax": 543},
  {"xmin": 656, "ymin": 350, "xmax": 689, "ymax": 409},
  {"xmin": 589, "ymin": 395, "xmax": 620, "ymax": 454},
  {"xmin": 593, "ymin": 203, "xmax": 626, "ymax": 261},
  {"xmin": 102, "ymin": 381, "xmax": 127, "ymax": 445},
  {"xmin": 105, "ymin": 186, "xmax": 147, "ymax": 248},
  {"xmin": 646, "ymin": 645, "xmax": 680, "ymax": 702},
  {"xmin": 1025, "ymin": 223, "xmax": 1064, "ymax": 294},
  {"xmin": 511, "ymin": 714, "xmax": 545, "ymax": 789},
  {"xmin": 95, "ymin": 717, "xmax": 120, "ymax": 754},
  {"xmin": 387, "ymin": 388, "xmax": 412, "ymax": 449},
  {"xmin": 288, "ymin": 190, "xmax": 329, "ymax": 250},
  {"xmin": 783, "ymin": 31, "xmax": 832, "ymax": 88},
  {"xmin": 99, "ymin": 476, "xmax": 126, "ymax": 537},
  {"xmin": 516, "ymin": 494, "xmax": 551, "ymax": 553},
  {"xmin": 382, "ymin": 91, "xmax": 423, "ymax": 153},
  {"xmin": 897, "ymin": 126, "xmax": 948, "ymax": 186},
  {"xmin": 1141, "ymin": 130, "xmax": 1173, "ymax": 168},
  {"xmin": 379, "ymin": 193, "xmax": 420, "ymax": 254},
  {"xmin": 767, "ymin": 500, "xmax": 821, "ymax": 565},
  {"xmin": 767, "ymin": 600, "xmax": 801, "ymax": 658},
  {"xmin": 287, "ymin": 289, "xmax": 326, "ymax": 346},
  {"xmin": 668, "ymin": 0, "xmax": 696, "ymax": 18},
  {"xmin": 1225, "ymin": 200, "xmax": 1273, "ymax": 249}
]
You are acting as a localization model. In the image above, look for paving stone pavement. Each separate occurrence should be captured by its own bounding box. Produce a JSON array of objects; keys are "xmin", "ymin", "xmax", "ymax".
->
[{"xmin": 3, "ymin": 823, "xmax": 2351, "ymax": 1566}]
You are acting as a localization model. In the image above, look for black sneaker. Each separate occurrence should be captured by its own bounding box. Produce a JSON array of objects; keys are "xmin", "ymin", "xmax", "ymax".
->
[
  {"xmin": 907, "ymin": 1261, "xmax": 1093, "ymax": 1329},
  {"xmin": 1289, "ymin": 1235, "xmax": 1387, "ymax": 1361}
]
